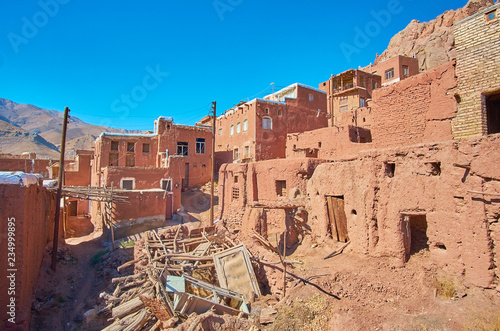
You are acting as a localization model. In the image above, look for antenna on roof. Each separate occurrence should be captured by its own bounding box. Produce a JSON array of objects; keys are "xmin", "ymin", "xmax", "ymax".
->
[{"xmin": 271, "ymin": 82, "xmax": 275, "ymax": 93}]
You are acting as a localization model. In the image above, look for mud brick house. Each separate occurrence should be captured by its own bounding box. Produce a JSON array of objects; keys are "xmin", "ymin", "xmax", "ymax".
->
[
  {"xmin": 319, "ymin": 69, "xmax": 381, "ymax": 128},
  {"xmin": 214, "ymin": 83, "xmax": 328, "ymax": 169},
  {"xmin": 289, "ymin": 60, "xmax": 457, "ymax": 159},
  {"xmin": 90, "ymin": 117, "xmax": 212, "ymax": 234},
  {"xmin": 361, "ymin": 55, "xmax": 419, "ymax": 86},
  {"xmin": 452, "ymin": 2, "xmax": 500, "ymax": 139}
]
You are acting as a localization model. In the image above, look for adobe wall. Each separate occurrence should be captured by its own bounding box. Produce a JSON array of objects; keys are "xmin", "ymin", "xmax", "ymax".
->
[
  {"xmin": 214, "ymin": 85, "xmax": 328, "ymax": 165},
  {"xmin": 0, "ymin": 157, "xmax": 51, "ymax": 178},
  {"xmin": 306, "ymin": 135, "xmax": 500, "ymax": 289},
  {"xmin": 288, "ymin": 61, "xmax": 458, "ymax": 160},
  {"xmin": 453, "ymin": 3, "xmax": 500, "ymax": 138},
  {"xmin": 254, "ymin": 101, "xmax": 288, "ymax": 161},
  {"xmin": 370, "ymin": 60, "xmax": 457, "ymax": 147},
  {"xmin": 215, "ymin": 102, "xmax": 258, "ymax": 165},
  {"xmin": 111, "ymin": 190, "xmax": 172, "ymax": 238},
  {"xmin": 64, "ymin": 152, "xmax": 92, "ymax": 187},
  {"xmin": 93, "ymin": 122, "xmax": 212, "ymax": 189},
  {"xmin": 285, "ymin": 86, "xmax": 328, "ymax": 134},
  {"xmin": 0, "ymin": 178, "xmax": 57, "ymax": 330},
  {"xmin": 364, "ymin": 55, "xmax": 420, "ymax": 85},
  {"xmin": 218, "ymin": 159, "xmax": 329, "ymax": 244}
]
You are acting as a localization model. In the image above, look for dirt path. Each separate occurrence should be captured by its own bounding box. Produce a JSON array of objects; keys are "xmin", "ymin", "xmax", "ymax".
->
[{"xmin": 30, "ymin": 232, "xmax": 133, "ymax": 330}]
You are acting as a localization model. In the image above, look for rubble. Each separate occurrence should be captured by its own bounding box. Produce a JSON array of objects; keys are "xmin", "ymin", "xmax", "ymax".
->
[{"xmin": 94, "ymin": 225, "xmax": 262, "ymax": 330}]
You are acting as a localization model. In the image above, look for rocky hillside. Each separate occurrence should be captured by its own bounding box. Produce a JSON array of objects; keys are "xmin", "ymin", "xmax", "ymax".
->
[
  {"xmin": 374, "ymin": 0, "xmax": 495, "ymax": 71},
  {"xmin": 0, "ymin": 119, "xmax": 60, "ymax": 158},
  {"xmin": 0, "ymin": 98, "xmax": 141, "ymax": 158}
]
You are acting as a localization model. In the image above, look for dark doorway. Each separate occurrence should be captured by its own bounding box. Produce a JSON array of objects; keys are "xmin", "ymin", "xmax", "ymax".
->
[
  {"xmin": 326, "ymin": 196, "xmax": 349, "ymax": 242},
  {"xmin": 182, "ymin": 163, "xmax": 190, "ymax": 191},
  {"xmin": 486, "ymin": 92, "xmax": 500, "ymax": 134},
  {"xmin": 67, "ymin": 200, "xmax": 78, "ymax": 217},
  {"xmin": 402, "ymin": 214, "xmax": 429, "ymax": 260}
]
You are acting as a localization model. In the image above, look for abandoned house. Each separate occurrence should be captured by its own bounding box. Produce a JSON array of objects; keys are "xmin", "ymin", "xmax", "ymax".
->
[
  {"xmin": 213, "ymin": 83, "xmax": 328, "ymax": 169},
  {"xmin": 218, "ymin": 2, "xmax": 500, "ymax": 291},
  {"xmin": 90, "ymin": 116, "xmax": 212, "ymax": 234}
]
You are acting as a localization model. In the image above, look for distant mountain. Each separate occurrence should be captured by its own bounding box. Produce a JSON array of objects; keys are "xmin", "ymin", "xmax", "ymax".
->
[
  {"xmin": 373, "ymin": 0, "xmax": 495, "ymax": 71},
  {"xmin": 0, "ymin": 119, "xmax": 60, "ymax": 158},
  {"xmin": 0, "ymin": 98, "xmax": 142, "ymax": 158}
]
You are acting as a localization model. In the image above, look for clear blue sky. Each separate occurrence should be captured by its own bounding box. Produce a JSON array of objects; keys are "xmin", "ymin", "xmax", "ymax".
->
[{"xmin": 0, "ymin": 0, "xmax": 467, "ymax": 131}]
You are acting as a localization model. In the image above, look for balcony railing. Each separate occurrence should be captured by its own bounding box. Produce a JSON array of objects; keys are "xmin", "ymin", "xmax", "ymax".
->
[{"xmin": 333, "ymin": 83, "xmax": 355, "ymax": 94}]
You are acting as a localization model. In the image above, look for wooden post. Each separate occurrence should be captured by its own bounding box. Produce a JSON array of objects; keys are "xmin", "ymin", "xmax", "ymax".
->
[
  {"xmin": 283, "ymin": 223, "xmax": 287, "ymax": 299},
  {"xmin": 51, "ymin": 107, "xmax": 70, "ymax": 271},
  {"xmin": 110, "ymin": 183, "xmax": 115, "ymax": 250},
  {"xmin": 210, "ymin": 101, "xmax": 216, "ymax": 226}
]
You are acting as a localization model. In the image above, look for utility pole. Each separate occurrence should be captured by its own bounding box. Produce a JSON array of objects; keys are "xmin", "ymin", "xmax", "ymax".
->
[
  {"xmin": 210, "ymin": 101, "xmax": 216, "ymax": 226},
  {"xmin": 51, "ymin": 107, "xmax": 70, "ymax": 271}
]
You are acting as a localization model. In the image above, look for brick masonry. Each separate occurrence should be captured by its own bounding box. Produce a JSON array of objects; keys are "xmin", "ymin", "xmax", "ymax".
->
[{"xmin": 453, "ymin": 3, "xmax": 500, "ymax": 139}]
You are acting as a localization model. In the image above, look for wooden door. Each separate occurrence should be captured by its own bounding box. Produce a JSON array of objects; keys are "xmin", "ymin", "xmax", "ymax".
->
[
  {"xmin": 183, "ymin": 163, "xmax": 190, "ymax": 190},
  {"xmin": 165, "ymin": 193, "xmax": 173, "ymax": 220},
  {"xmin": 326, "ymin": 196, "xmax": 349, "ymax": 242}
]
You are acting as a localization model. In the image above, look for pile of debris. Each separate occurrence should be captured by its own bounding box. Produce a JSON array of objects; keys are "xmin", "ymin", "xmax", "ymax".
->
[{"xmin": 92, "ymin": 225, "xmax": 261, "ymax": 330}]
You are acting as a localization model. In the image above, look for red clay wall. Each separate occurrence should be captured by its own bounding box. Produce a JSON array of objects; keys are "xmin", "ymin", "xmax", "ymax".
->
[
  {"xmin": 364, "ymin": 55, "xmax": 420, "ymax": 85},
  {"xmin": 93, "ymin": 122, "xmax": 212, "ymax": 189},
  {"xmin": 370, "ymin": 60, "xmax": 457, "ymax": 147},
  {"xmin": 306, "ymin": 135, "xmax": 500, "ymax": 289},
  {"xmin": 285, "ymin": 86, "xmax": 328, "ymax": 134},
  {"xmin": 64, "ymin": 151, "xmax": 92, "ymax": 187},
  {"xmin": 215, "ymin": 102, "xmax": 258, "ymax": 166},
  {"xmin": 288, "ymin": 61, "xmax": 458, "ymax": 160},
  {"xmin": 102, "ymin": 165, "xmax": 182, "ymax": 212},
  {"xmin": 0, "ymin": 179, "xmax": 57, "ymax": 330},
  {"xmin": 112, "ymin": 190, "xmax": 170, "ymax": 221},
  {"xmin": 218, "ymin": 159, "xmax": 329, "ymax": 243},
  {"xmin": 0, "ymin": 157, "xmax": 51, "ymax": 178}
]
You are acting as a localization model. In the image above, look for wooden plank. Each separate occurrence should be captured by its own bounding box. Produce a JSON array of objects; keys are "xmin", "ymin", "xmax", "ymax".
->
[
  {"xmin": 326, "ymin": 196, "xmax": 339, "ymax": 241},
  {"xmin": 333, "ymin": 198, "xmax": 349, "ymax": 242},
  {"xmin": 111, "ymin": 297, "xmax": 144, "ymax": 319}
]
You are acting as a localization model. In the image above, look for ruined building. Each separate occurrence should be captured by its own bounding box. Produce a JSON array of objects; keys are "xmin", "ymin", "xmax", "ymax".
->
[{"xmin": 218, "ymin": 2, "xmax": 500, "ymax": 290}]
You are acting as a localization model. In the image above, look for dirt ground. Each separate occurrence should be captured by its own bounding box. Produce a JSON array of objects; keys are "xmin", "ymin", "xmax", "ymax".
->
[
  {"xmin": 30, "ymin": 231, "xmax": 135, "ymax": 330},
  {"xmin": 248, "ymin": 235, "xmax": 500, "ymax": 331},
  {"xmin": 29, "ymin": 188, "xmax": 500, "ymax": 330}
]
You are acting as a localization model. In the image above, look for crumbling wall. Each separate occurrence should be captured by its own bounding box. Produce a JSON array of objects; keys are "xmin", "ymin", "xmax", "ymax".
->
[
  {"xmin": 287, "ymin": 61, "xmax": 458, "ymax": 160},
  {"xmin": 286, "ymin": 126, "xmax": 375, "ymax": 160},
  {"xmin": 0, "ymin": 176, "xmax": 57, "ymax": 330},
  {"xmin": 306, "ymin": 135, "xmax": 500, "ymax": 288},
  {"xmin": 371, "ymin": 60, "xmax": 457, "ymax": 147},
  {"xmin": 219, "ymin": 159, "xmax": 328, "ymax": 246}
]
